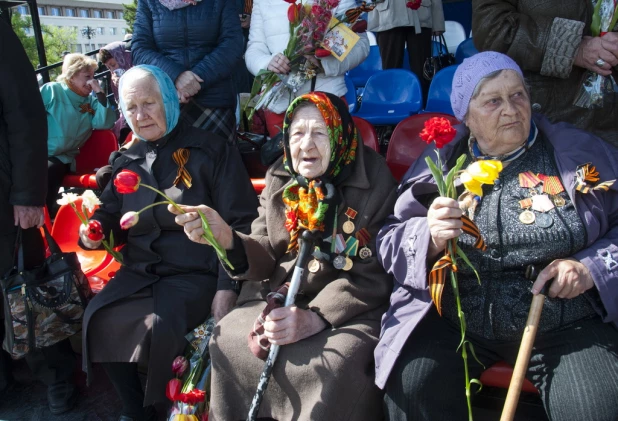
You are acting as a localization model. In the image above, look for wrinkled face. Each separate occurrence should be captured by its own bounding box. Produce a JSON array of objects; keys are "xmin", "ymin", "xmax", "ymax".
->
[
  {"xmin": 465, "ymin": 70, "xmax": 532, "ymax": 156},
  {"xmin": 121, "ymin": 76, "xmax": 167, "ymax": 141},
  {"xmin": 69, "ymin": 68, "xmax": 95, "ymax": 97},
  {"xmin": 289, "ymin": 105, "xmax": 331, "ymax": 179},
  {"xmin": 104, "ymin": 57, "xmax": 119, "ymax": 72}
]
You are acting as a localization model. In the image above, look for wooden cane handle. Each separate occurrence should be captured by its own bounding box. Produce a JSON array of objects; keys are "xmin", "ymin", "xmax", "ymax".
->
[{"xmin": 500, "ymin": 293, "xmax": 546, "ymax": 421}]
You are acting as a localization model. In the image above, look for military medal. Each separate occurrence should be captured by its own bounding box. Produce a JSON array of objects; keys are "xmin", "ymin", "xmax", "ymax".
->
[
  {"xmin": 344, "ymin": 237, "xmax": 359, "ymax": 257},
  {"xmin": 552, "ymin": 195, "xmax": 566, "ymax": 207},
  {"xmin": 540, "ymin": 175, "xmax": 565, "ymax": 208},
  {"xmin": 342, "ymin": 257, "xmax": 353, "ymax": 271},
  {"xmin": 333, "ymin": 255, "xmax": 346, "ymax": 270},
  {"xmin": 531, "ymin": 194, "xmax": 555, "ymax": 213},
  {"xmin": 308, "ymin": 259, "xmax": 320, "ymax": 273},
  {"xmin": 518, "ymin": 198, "xmax": 535, "ymax": 225},
  {"xmin": 535, "ymin": 212, "xmax": 553, "ymax": 228},
  {"xmin": 342, "ymin": 207, "xmax": 358, "ymax": 234},
  {"xmin": 356, "ymin": 228, "xmax": 372, "ymax": 259}
]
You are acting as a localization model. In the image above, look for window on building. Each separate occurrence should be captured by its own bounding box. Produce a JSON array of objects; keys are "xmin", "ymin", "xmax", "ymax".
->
[
  {"xmin": 73, "ymin": 44, "xmax": 82, "ymax": 53},
  {"xmin": 122, "ymin": 28, "xmax": 128, "ymax": 35},
  {"xmin": 65, "ymin": 8, "xmax": 75, "ymax": 17},
  {"xmin": 37, "ymin": 7, "xmax": 45, "ymax": 16},
  {"xmin": 93, "ymin": 10, "xmax": 102, "ymax": 18},
  {"xmin": 72, "ymin": 26, "xmax": 79, "ymax": 33},
  {"xmin": 50, "ymin": 7, "xmax": 60, "ymax": 16},
  {"xmin": 106, "ymin": 11, "xmax": 115, "ymax": 19},
  {"xmin": 110, "ymin": 27, "xmax": 117, "ymax": 35},
  {"xmin": 79, "ymin": 9, "xmax": 89, "ymax": 18},
  {"xmin": 17, "ymin": 5, "xmax": 28, "ymax": 15},
  {"xmin": 98, "ymin": 44, "xmax": 105, "ymax": 48},
  {"xmin": 96, "ymin": 27, "xmax": 105, "ymax": 35},
  {"xmin": 117, "ymin": 12, "xmax": 124, "ymax": 20}
]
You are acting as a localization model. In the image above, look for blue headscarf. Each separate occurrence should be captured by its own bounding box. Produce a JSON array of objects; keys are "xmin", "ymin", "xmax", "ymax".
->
[{"xmin": 118, "ymin": 65, "xmax": 180, "ymax": 140}]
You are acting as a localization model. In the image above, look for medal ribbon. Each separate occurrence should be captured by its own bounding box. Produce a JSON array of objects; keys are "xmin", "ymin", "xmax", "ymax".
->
[
  {"xmin": 79, "ymin": 103, "xmax": 96, "ymax": 115},
  {"xmin": 541, "ymin": 175, "xmax": 564, "ymax": 195},
  {"xmin": 518, "ymin": 171, "xmax": 541, "ymax": 188},
  {"xmin": 356, "ymin": 228, "xmax": 371, "ymax": 247},
  {"xmin": 344, "ymin": 237, "xmax": 359, "ymax": 257},
  {"xmin": 345, "ymin": 207, "xmax": 358, "ymax": 219},
  {"xmin": 519, "ymin": 198, "xmax": 533, "ymax": 209},
  {"xmin": 172, "ymin": 148, "xmax": 193, "ymax": 189}
]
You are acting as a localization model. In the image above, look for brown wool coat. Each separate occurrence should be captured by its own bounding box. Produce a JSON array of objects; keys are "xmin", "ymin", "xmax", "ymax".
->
[{"xmin": 209, "ymin": 144, "xmax": 398, "ymax": 420}]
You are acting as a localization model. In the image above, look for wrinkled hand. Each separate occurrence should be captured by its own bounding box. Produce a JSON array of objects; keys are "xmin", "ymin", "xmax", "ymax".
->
[
  {"xmin": 78, "ymin": 223, "xmax": 103, "ymax": 249},
  {"xmin": 111, "ymin": 72, "xmax": 120, "ymax": 88},
  {"xmin": 574, "ymin": 34, "xmax": 618, "ymax": 76},
  {"xmin": 304, "ymin": 54, "xmax": 320, "ymax": 68},
  {"xmin": 263, "ymin": 306, "xmax": 327, "ymax": 346},
  {"xmin": 169, "ymin": 204, "xmax": 234, "ymax": 250},
  {"xmin": 267, "ymin": 53, "xmax": 291, "ymax": 75},
  {"xmin": 427, "ymin": 197, "xmax": 463, "ymax": 259},
  {"xmin": 175, "ymin": 71, "xmax": 203, "ymax": 102},
  {"xmin": 212, "ymin": 290, "xmax": 238, "ymax": 323},
  {"xmin": 531, "ymin": 258, "xmax": 595, "ymax": 299},
  {"xmin": 86, "ymin": 79, "xmax": 102, "ymax": 94},
  {"xmin": 240, "ymin": 14, "xmax": 251, "ymax": 29},
  {"xmin": 13, "ymin": 206, "xmax": 44, "ymax": 229}
]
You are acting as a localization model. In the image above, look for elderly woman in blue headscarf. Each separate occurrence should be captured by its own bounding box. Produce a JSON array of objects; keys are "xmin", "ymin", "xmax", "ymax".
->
[{"xmin": 78, "ymin": 65, "xmax": 258, "ymax": 421}]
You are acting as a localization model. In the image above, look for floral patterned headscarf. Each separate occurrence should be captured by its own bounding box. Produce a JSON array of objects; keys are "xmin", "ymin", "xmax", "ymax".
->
[{"xmin": 282, "ymin": 92, "xmax": 358, "ymax": 251}]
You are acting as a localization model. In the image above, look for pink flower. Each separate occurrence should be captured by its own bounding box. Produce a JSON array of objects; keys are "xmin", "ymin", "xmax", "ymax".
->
[
  {"xmin": 120, "ymin": 211, "xmax": 139, "ymax": 230},
  {"xmin": 172, "ymin": 356, "xmax": 188, "ymax": 377},
  {"xmin": 311, "ymin": 4, "xmax": 325, "ymax": 16}
]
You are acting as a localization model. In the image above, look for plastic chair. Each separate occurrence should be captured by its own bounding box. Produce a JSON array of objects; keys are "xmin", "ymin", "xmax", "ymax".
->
[
  {"xmin": 386, "ymin": 112, "xmax": 459, "ymax": 181},
  {"xmin": 62, "ymin": 130, "xmax": 118, "ymax": 189},
  {"xmin": 344, "ymin": 74, "xmax": 358, "ymax": 113},
  {"xmin": 366, "ymin": 31, "xmax": 377, "ymax": 46},
  {"xmin": 424, "ymin": 65, "xmax": 458, "ymax": 115},
  {"xmin": 51, "ymin": 198, "xmax": 112, "ymax": 279},
  {"xmin": 455, "ymin": 38, "xmax": 479, "ymax": 64},
  {"xmin": 251, "ymin": 178, "xmax": 266, "ymax": 195},
  {"xmin": 352, "ymin": 116, "xmax": 379, "ymax": 152},
  {"xmin": 347, "ymin": 45, "xmax": 383, "ymax": 88},
  {"xmin": 480, "ymin": 361, "xmax": 539, "ymax": 394},
  {"xmin": 352, "ymin": 69, "xmax": 423, "ymax": 126},
  {"xmin": 443, "ymin": 20, "xmax": 467, "ymax": 54}
]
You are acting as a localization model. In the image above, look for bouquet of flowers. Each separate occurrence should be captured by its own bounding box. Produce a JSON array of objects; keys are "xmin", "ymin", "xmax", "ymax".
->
[
  {"xmin": 57, "ymin": 190, "xmax": 124, "ymax": 264},
  {"xmin": 166, "ymin": 317, "xmax": 216, "ymax": 421},
  {"xmin": 420, "ymin": 117, "xmax": 503, "ymax": 421},
  {"xmin": 573, "ymin": 0, "xmax": 618, "ymax": 109},
  {"xmin": 112, "ymin": 170, "xmax": 234, "ymax": 270}
]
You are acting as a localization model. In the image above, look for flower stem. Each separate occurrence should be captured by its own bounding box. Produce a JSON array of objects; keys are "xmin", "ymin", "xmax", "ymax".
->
[
  {"xmin": 139, "ymin": 184, "xmax": 185, "ymax": 214},
  {"xmin": 136, "ymin": 201, "xmax": 172, "ymax": 214},
  {"xmin": 70, "ymin": 203, "xmax": 88, "ymax": 226}
]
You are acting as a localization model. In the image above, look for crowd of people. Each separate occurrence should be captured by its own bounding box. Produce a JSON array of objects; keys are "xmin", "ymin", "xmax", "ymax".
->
[{"xmin": 1, "ymin": 0, "xmax": 617, "ymax": 420}]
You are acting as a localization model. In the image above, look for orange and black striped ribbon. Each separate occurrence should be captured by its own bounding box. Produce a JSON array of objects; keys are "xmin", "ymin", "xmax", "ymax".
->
[
  {"xmin": 461, "ymin": 214, "xmax": 487, "ymax": 251},
  {"xmin": 172, "ymin": 148, "xmax": 192, "ymax": 189},
  {"xmin": 518, "ymin": 171, "xmax": 541, "ymax": 188},
  {"xmin": 575, "ymin": 163, "xmax": 615, "ymax": 193},
  {"xmin": 79, "ymin": 103, "xmax": 95, "ymax": 115},
  {"xmin": 344, "ymin": 1, "xmax": 383, "ymax": 24},
  {"xmin": 428, "ymin": 253, "xmax": 454, "ymax": 316}
]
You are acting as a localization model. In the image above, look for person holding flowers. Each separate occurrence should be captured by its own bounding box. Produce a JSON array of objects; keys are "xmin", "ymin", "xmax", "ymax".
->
[
  {"xmin": 245, "ymin": 0, "xmax": 371, "ymax": 137},
  {"xmin": 173, "ymin": 92, "xmax": 397, "ymax": 420},
  {"xmin": 375, "ymin": 51, "xmax": 618, "ymax": 421},
  {"xmin": 78, "ymin": 65, "xmax": 258, "ymax": 421}
]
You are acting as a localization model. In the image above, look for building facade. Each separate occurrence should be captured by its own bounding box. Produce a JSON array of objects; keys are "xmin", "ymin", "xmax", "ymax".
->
[{"xmin": 16, "ymin": 0, "xmax": 130, "ymax": 54}]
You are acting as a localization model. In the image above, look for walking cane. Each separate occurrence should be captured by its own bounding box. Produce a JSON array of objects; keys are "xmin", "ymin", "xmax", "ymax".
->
[
  {"xmin": 247, "ymin": 229, "xmax": 318, "ymax": 421},
  {"xmin": 500, "ymin": 265, "xmax": 550, "ymax": 421}
]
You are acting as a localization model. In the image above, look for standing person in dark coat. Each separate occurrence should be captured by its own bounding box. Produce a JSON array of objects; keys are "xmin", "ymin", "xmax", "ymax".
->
[
  {"xmin": 78, "ymin": 65, "xmax": 258, "ymax": 421},
  {"xmin": 0, "ymin": 19, "xmax": 77, "ymax": 415},
  {"xmin": 132, "ymin": 0, "xmax": 244, "ymax": 144}
]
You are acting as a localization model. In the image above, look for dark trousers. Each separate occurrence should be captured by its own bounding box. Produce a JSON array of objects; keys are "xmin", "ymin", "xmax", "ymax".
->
[
  {"xmin": 0, "ymin": 228, "xmax": 75, "ymax": 389},
  {"xmin": 102, "ymin": 362, "xmax": 145, "ymax": 418},
  {"xmin": 376, "ymin": 26, "xmax": 433, "ymax": 101},
  {"xmin": 384, "ymin": 309, "xmax": 618, "ymax": 421},
  {"xmin": 47, "ymin": 157, "xmax": 70, "ymax": 217}
]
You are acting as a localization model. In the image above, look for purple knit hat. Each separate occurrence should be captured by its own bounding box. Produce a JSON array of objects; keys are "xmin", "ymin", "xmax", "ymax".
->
[{"xmin": 450, "ymin": 51, "xmax": 524, "ymax": 121}]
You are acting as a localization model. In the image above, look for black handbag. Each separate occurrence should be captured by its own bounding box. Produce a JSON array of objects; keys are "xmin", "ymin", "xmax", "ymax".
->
[
  {"xmin": 238, "ymin": 131, "xmax": 268, "ymax": 178},
  {"xmin": 1, "ymin": 227, "xmax": 93, "ymax": 359},
  {"xmin": 423, "ymin": 34, "xmax": 456, "ymax": 81}
]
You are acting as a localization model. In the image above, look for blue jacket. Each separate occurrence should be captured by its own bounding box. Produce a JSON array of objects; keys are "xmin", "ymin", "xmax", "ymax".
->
[{"xmin": 132, "ymin": 0, "xmax": 243, "ymax": 109}]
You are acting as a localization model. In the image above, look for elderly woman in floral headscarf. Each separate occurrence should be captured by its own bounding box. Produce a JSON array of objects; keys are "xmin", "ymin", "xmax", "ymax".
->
[
  {"xmin": 78, "ymin": 65, "xmax": 258, "ymax": 421},
  {"xmin": 174, "ymin": 92, "xmax": 397, "ymax": 420}
]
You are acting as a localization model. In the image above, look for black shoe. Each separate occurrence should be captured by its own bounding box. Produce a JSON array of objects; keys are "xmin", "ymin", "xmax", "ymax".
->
[{"xmin": 47, "ymin": 381, "xmax": 78, "ymax": 415}]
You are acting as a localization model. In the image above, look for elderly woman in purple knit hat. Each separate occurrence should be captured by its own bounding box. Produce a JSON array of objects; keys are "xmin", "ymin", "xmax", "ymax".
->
[{"xmin": 375, "ymin": 51, "xmax": 618, "ymax": 420}]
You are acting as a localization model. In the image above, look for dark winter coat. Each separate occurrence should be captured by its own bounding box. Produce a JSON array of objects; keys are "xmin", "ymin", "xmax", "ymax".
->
[
  {"xmin": 132, "ymin": 0, "xmax": 243, "ymax": 109},
  {"xmin": 472, "ymin": 0, "xmax": 618, "ymax": 147},
  {"xmin": 81, "ymin": 124, "xmax": 258, "ymax": 404}
]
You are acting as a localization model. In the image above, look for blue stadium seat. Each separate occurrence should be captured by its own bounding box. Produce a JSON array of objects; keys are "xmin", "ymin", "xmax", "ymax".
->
[
  {"xmin": 352, "ymin": 69, "xmax": 423, "ymax": 125},
  {"xmin": 347, "ymin": 45, "xmax": 382, "ymax": 88},
  {"xmin": 424, "ymin": 65, "xmax": 458, "ymax": 115},
  {"xmin": 455, "ymin": 38, "xmax": 479, "ymax": 64},
  {"xmin": 344, "ymin": 74, "xmax": 357, "ymax": 113}
]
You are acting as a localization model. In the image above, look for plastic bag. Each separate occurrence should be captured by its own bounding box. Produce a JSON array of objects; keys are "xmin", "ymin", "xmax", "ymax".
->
[{"xmin": 573, "ymin": 71, "xmax": 618, "ymax": 109}]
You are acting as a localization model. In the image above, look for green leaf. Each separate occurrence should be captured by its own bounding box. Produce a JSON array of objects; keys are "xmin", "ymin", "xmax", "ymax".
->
[
  {"xmin": 197, "ymin": 210, "xmax": 235, "ymax": 270},
  {"xmin": 456, "ymin": 246, "xmax": 481, "ymax": 285},
  {"xmin": 470, "ymin": 378, "xmax": 483, "ymax": 394},
  {"xmin": 425, "ymin": 156, "xmax": 446, "ymax": 196},
  {"xmin": 466, "ymin": 341, "xmax": 485, "ymax": 368},
  {"xmin": 109, "ymin": 231, "xmax": 115, "ymax": 248},
  {"xmin": 591, "ymin": 0, "xmax": 603, "ymax": 37}
]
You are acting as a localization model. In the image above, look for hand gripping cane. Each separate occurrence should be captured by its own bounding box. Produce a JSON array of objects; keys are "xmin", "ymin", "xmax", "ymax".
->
[{"xmin": 247, "ymin": 229, "xmax": 318, "ymax": 421}]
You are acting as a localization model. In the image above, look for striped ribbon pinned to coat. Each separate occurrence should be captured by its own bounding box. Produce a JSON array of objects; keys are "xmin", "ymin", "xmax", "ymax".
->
[
  {"xmin": 344, "ymin": 0, "xmax": 384, "ymax": 24},
  {"xmin": 575, "ymin": 163, "xmax": 615, "ymax": 194},
  {"xmin": 172, "ymin": 148, "xmax": 193, "ymax": 189},
  {"xmin": 428, "ymin": 214, "xmax": 487, "ymax": 315}
]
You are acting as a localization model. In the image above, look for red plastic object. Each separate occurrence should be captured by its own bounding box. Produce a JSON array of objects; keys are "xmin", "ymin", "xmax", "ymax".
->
[
  {"xmin": 480, "ymin": 361, "xmax": 539, "ymax": 394},
  {"xmin": 386, "ymin": 112, "xmax": 460, "ymax": 181},
  {"xmin": 352, "ymin": 116, "xmax": 379, "ymax": 152},
  {"xmin": 251, "ymin": 178, "xmax": 266, "ymax": 194},
  {"xmin": 51, "ymin": 198, "xmax": 112, "ymax": 276},
  {"xmin": 62, "ymin": 130, "xmax": 118, "ymax": 188}
]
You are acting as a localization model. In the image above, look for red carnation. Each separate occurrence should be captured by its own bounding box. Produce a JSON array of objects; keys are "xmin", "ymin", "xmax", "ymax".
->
[
  {"xmin": 87, "ymin": 220, "xmax": 104, "ymax": 241},
  {"xmin": 178, "ymin": 388, "xmax": 206, "ymax": 405},
  {"xmin": 419, "ymin": 117, "xmax": 457, "ymax": 149},
  {"xmin": 284, "ymin": 211, "xmax": 298, "ymax": 232},
  {"xmin": 406, "ymin": 0, "xmax": 422, "ymax": 10},
  {"xmin": 113, "ymin": 169, "xmax": 141, "ymax": 194}
]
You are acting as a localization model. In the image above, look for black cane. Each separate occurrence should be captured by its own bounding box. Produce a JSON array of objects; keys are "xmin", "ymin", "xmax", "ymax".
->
[{"xmin": 247, "ymin": 230, "xmax": 318, "ymax": 421}]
